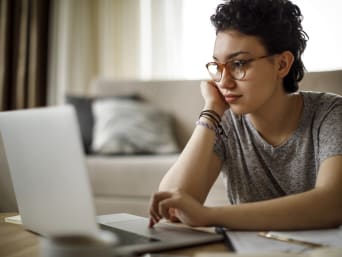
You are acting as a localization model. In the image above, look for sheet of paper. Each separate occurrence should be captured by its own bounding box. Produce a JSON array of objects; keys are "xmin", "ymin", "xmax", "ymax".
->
[
  {"xmin": 225, "ymin": 227, "xmax": 342, "ymax": 254},
  {"xmin": 226, "ymin": 231, "xmax": 308, "ymax": 253},
  {"xmin": 195, "ymin": 247, "xmax": 342, "ymax": 257},
  {"xmin": 267, "ymin": 227, "xmax": 342, "ymax": 247}
]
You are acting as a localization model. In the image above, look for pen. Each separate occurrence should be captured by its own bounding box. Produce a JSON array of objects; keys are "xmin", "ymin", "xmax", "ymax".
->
[
  {"xmin": 258, "ymin": 231, "xmax": 327, "ymax": 248},
  {"xmin": 215, "ymin": 227, "xmax": 235, "ymax": 252}
]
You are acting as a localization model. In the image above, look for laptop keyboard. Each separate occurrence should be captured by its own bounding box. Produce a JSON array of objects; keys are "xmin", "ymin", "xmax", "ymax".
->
[{"xmin": 100, "ymin": 224, "xmax": 160, "ymax": 246}]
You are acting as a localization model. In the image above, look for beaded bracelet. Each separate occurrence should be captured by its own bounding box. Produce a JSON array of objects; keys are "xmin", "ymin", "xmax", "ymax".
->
[
  {"xmin": 196, "ymin": 119, "xmax": 224, "ymax": 136},
  {"xmin": 197, "ymin": 109, "xmax": 224, "ymax": 136},
  {"xmin": 196, "ymin": 120, "xmax": 216, "ymax": 132}
]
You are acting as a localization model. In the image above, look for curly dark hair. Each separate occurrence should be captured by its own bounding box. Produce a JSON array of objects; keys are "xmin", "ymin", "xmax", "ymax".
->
[{"xmin": 210, "ymin": 0, "xmax": 309, "ymax": 93}]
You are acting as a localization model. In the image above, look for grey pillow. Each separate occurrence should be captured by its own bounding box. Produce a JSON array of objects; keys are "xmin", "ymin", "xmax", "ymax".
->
[
  {"xmin": 91, "ymin": 98, "xmax": 179, "ymax": 155},
  {"xmin": 66, "ymin": 96, "xmax": 94, "ymax": 154}
]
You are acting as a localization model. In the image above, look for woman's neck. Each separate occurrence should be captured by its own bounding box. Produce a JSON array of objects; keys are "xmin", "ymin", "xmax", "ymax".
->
[{"xmin": 247, "ymin": 91, "xmax": 303, "ymax": 147}]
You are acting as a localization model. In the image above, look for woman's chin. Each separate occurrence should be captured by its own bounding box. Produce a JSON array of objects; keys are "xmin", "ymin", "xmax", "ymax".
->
[{"xmin": 229, "ymin": 105, "xmax": 249, "ymax": 115}]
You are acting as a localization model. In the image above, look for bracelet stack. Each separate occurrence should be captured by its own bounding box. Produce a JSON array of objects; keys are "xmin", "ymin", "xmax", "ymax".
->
[{"xmin": 196, "ymin": 110, "xmax": 223, "ymax": 135}]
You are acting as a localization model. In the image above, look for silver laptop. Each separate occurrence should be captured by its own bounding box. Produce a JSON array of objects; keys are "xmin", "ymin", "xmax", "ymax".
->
[{"xmin": 0, "ymin": 105, "xmax": 222, "ymax": 255}]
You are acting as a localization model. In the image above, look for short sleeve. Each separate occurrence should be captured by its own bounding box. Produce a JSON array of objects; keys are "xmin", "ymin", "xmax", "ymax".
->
[
  {"xmin": 213, "ymin": 111, "xmax": 233, "ymax": 161},
  {"xmin": 213, "ymin": 131, "xmax": 226, "ymax": 161},
  {"xmin": 318, "ymin": 102, "xmax": 342, "ymax": 163}
]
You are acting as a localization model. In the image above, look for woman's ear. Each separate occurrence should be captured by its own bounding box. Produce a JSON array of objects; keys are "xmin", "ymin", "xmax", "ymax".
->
[{"xmin": 277, "ymin": 51, "xmax": 294, "ymax": 79}]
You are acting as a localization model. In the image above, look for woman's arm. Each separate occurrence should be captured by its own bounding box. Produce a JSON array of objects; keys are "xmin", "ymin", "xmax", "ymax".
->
[
  {"xmin": 158, "ymin": 80, "xmax": 227, "ymax": 202},
  {"xmin": 151, "ymin": 155, "xmax": 342, "ymax": 229},
  {"xmin": 149, "ymin": 132, "xmax": 222, "ymax": 227},
  {"xmin": 206, "ymin": 155, "xmax": 342, "ymax": 229},
  {"xmin": 158, "ymin": 124, "xmax": 222, "ymax": 204},
  {"xmin": 149, "ymin": 81, "xmax": 227, "ymax": 226}
]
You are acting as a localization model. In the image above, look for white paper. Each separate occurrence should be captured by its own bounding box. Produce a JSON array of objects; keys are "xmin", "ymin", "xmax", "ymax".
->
[
  {"xmin": 226, "ymin": 231, "xmax": 307, "ymax": 253},
  {"xmin": 267, "ymin": 227, "xmax": 342, "ymax": 247},
  {"xmin": 195, "ymin": 247, "xmax": 342, "ymax": 257},
  {"xmin": 226, "ymin": 227, "xmax": 342, "ymax": 254}
]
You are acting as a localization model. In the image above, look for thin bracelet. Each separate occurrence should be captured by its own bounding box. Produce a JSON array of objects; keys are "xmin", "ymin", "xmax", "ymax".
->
[
  {"xmin": 199, "ymin": 110, "xmax": 221, "ymax": 129},
  {"xmin": 198, "ymin": 114, "xmax": 219, "ymax": 129},
  {"xmin": 200, "ymin": 110, "xmax": 221, "ymax": 122},
  {"xmin": 199, "ymin": 113, "xmax": 219, "ymax": 127}
]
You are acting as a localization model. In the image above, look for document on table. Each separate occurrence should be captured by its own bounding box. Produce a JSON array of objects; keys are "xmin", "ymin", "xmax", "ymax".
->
[
  {"xmin": 226, "ymin": 231, "xmax": 306, "ymax": 253},
  {"xmin": 262, "ymin": 228, "xmax": 342, "ymax": 247},
  {"xmin": 195, "ymin": 247, "xmax": 342, "ymax": 257},
  {"xmin": 224, "ymin": 227, "xmax": 342, "ymax": 253}
]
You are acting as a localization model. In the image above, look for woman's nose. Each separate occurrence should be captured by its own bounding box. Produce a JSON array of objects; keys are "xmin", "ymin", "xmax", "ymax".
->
[{"xmin": 217, "ymin": 68, "xmax": 236, "ymax": 89}]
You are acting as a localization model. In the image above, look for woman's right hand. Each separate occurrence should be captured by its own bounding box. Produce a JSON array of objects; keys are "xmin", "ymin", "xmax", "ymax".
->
[
  {"xmin": 200, "ymin": 80, "xmax": 229, "ymax": 116},
  {"xmin": 148, "ymin": 189, "xmax": 212, "ymax": 228}
]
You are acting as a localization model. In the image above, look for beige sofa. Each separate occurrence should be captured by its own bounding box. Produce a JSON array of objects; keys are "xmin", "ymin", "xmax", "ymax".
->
[{"xmin": 86, "ymin": 70, "xmax": 342, "ymax": 217}]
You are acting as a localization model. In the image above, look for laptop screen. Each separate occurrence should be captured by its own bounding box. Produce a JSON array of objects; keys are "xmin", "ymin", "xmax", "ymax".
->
[{"xmin": 0, "ymin": 106, "xmax": 99, "ymax": 236}]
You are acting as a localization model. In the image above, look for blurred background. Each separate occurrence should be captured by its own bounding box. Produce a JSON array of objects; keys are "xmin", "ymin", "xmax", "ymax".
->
[{"xmin": 1, "ymin": 0, "xmax": 341, "ymax": 110}]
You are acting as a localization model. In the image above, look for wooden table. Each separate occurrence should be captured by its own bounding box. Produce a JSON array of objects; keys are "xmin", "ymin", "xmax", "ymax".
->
[{"xmin": 0, "ymin": 213, "xmax": 228, "ymax": 257}]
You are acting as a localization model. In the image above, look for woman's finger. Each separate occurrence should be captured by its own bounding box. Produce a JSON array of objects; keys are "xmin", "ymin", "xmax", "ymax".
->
[{"xmin": 149, "ymin": 191, "xmax": 175, "ymax": 225}]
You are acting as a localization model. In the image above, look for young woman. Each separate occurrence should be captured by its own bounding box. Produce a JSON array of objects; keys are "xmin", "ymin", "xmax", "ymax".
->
[{"xmin": 149, "ymin": 0, "xmax": 342, "ymax": 230}]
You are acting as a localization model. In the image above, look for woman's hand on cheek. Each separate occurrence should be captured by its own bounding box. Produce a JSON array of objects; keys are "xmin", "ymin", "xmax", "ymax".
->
[{"xmin": 200, "ymin": 80, "xmax": 229, "ymax": 116}]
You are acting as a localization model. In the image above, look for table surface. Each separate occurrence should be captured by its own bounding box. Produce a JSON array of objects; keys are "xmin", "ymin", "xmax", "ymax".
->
[{"xmin": 0, "ymin": 213, "xmax": 228, "ymax": 257}]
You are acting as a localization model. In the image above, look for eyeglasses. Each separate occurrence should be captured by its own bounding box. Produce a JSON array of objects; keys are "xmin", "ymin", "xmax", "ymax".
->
[{"xmin": 206, "ymin": 55, "xmax": 273, "ymax": 81}]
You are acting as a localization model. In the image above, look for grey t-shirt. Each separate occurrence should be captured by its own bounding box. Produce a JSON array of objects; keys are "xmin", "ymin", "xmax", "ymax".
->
[{"xmin": 214, "ymin": 91, "xmax": 342, "ymax": 205}]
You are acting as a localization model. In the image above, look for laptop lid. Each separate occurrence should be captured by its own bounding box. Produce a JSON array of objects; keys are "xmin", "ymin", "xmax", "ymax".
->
[{"xmin": 0, "ymin": 105, "xmax": 99, "ymax": 236}]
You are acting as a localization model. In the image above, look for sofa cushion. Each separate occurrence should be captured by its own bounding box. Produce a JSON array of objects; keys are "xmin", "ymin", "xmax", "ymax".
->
[
  {"xmin": 86, "ymin": 154, "xmax": 178, "ymax": 197},
  {"xmin": 86, "ymin": 154, "xmax": 228, "ymax": 215},
  {"xmin": 91, "ymin": 98, "xmax": 179, "ymax": 155}
]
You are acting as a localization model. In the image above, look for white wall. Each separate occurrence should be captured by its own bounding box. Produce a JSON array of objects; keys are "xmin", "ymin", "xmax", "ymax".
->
[
  {"xmin": 292, "ymin": 0, "xmax": 342, "ymax": 71},
  {"xmin": 181, "ymin": 0, "xmax": 342, "ymax": 78}
]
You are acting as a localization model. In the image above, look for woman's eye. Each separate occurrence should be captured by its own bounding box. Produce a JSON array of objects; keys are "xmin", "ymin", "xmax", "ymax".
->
[{"xmin": 230, "ymin": 60, "xmax": 246, "ymax": 70}]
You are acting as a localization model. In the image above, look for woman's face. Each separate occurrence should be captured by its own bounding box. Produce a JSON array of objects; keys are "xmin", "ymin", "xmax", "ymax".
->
[{"xmin": 213, "ymin": 30, "xmax": 283, "ymax": 115}]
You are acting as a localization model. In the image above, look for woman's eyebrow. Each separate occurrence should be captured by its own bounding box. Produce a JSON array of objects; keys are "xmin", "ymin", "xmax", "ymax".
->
[{"xmin": 213, "ymin": 51, "xmax": 250, "ymax": 62}]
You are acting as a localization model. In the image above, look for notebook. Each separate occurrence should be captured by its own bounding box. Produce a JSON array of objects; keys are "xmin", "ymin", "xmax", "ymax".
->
[{"xmin": 0, "ymin": 105, "xmax": 222, "ymax": 256}]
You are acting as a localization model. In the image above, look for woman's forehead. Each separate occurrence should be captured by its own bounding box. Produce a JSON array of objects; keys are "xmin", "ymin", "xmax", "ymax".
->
[{"xmin": 213, "ymin": 30, "xmax": 266, "ymax": 60}]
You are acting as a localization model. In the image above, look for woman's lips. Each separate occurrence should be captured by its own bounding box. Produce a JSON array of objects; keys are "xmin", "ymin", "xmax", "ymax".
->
[{"xmin": 224, "ymin": 94, "xmax": 242, "ymax": 103}]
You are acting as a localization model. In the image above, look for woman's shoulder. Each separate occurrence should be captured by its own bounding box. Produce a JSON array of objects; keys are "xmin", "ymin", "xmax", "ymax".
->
[
  {"xmin": 300, "ymin": 91, "xmax": 342, "ymax": 128},
  {"xmin": 300, "ymin": 91, "xmax": 342, "ymax": 111},
  {"xmin": 300, "ymin": 90, "xmax": 341, "ymax": 101}
]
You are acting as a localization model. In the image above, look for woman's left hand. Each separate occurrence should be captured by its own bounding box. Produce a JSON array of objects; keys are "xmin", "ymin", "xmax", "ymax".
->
[{"xmin": 148, "ymin": 189, "xmax": 212, "ymax": 228}]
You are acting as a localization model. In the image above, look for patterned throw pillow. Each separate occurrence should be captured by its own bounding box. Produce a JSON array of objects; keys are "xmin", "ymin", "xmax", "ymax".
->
[{"xmin": 91, "ymin": 98, "xmax": 179, "ymax": 155}]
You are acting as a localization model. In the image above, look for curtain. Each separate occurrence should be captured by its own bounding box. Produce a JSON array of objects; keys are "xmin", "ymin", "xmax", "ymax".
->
[
  {"xmin": 48, "ymin": 0, "xmax": 184, "ymax": 103},
  {"xmin": 48, "ymin": 0, "xmax": 99, "ymax": 103},
  {"xmin": 0, "ymin": 0, "xmax": 50, "ymax": 111},
  {"xmin": 98, "ymin": 0, "xmax": 184, "ymax": 80}
]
